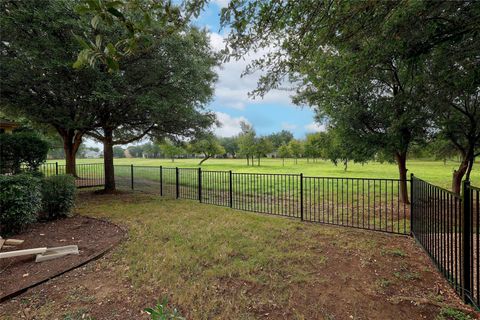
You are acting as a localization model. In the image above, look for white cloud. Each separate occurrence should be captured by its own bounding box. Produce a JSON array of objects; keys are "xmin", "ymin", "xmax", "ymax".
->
[
  {"xmin": 213, "ymin": 0, "xmax": 229, "ymax": 8},
  {"xmin": 305, "ymin": 122, "xmax": 326, "ymax": 133},
  {"xmin": 209, "ymin": 32, "xmax": 295, "ymax": 110},
  {"xmin": 281, "ymin": 122, "xmax": 297, "ymax": 130},
  {"xmin": 214, "ymin": 112, "xmax": 250, "ymax": 137}
]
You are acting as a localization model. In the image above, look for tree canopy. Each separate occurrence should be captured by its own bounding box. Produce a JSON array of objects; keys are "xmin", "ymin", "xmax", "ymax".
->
[
  {"xmin": 0, "ymin": 0, "xmax": 103, "ymax": 176},
  {"xmin": 221, "ymin": 0, "xmax": 480, "ymax": 198}
]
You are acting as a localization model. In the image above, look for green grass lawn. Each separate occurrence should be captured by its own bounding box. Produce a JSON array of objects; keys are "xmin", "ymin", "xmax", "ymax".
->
[{"xmin": 49, "ymin": 157, "xmax": 480, "ymax": 189}]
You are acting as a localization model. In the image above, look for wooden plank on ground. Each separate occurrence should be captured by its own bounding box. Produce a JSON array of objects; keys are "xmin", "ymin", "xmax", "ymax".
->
[
  {"xmin": 35, "ymin": 245, "xmax": 79, "ymax": 263},
  {"xmin": 5, "ymin": 239, "xmax": 24, "ymax": 245},
  {"xmin": 0, "ymin": 248, "xmax": 47, "ymax": 259}
]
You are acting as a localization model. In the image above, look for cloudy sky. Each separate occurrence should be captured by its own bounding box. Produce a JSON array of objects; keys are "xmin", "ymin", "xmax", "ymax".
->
[{"xmin": 194, "ymin": 1, "xmax": 321, "ymax": 139}]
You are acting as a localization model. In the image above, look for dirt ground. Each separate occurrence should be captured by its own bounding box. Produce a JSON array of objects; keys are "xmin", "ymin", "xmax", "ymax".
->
[
  {"xmin": 0, "ymin": 192, "xmax": 478, "ymax": 319},
  {"xmin": 0, "ymin": 216, "xmax": 125, "ymax": 301}
]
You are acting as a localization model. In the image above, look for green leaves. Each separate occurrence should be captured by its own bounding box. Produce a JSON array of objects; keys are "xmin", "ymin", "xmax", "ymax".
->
[
  {"xmin": 144, "ymin": 297, "xmax": 185, "ymax": 320},
  {"xmin": 73, "ymin": 0, "xmax": 196, "ymax": 72}
]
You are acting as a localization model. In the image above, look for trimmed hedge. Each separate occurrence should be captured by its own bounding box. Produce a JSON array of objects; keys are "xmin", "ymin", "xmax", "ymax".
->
[
  {"xmin": 41, "ymin": 174, "xmax": 76, "ymax": 220},
  {"xmin": 0, "ymin": 174, "xmax": 41, "ymax": 236}
]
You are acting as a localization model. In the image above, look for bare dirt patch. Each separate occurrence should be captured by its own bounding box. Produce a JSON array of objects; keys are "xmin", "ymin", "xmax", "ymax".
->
[{"xmin": 0, "ymin": 216, "xmax": 125, "ymax": 301}]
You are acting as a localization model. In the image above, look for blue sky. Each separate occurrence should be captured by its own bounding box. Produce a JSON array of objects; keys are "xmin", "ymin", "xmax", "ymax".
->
[{"xmin": 192, "ymin": 1, "xmax": 323, "ymax": 139}]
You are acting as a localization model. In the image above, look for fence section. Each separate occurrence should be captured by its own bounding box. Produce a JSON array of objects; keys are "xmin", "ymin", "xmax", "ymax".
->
[
  {"xmin": 39, "ymin": 162, "xmax": 104, "ymax": 188},
  {"xmin": 466, "ymin": 183, "xmax": 479, "ymax": 307},
  {"xmin": 411, "ymin": 176, "xmax": 479, "ymax": 309},
  {"xmin": 123, "ymin": 167, "xmax": 407, "ymax": 234},
  {"xmin": 232, "ymin": 173, "xmax": 301, "ymax": 217},
  {"xmin": 303, "ymin": 177, "xmax": 409, "ymax": 233}
]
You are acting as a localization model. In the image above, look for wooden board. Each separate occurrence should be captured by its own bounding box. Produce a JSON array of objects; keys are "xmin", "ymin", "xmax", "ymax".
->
[
  {"xmin": 0, "ymin": 248, "xmax": 47, "ymax": 259},
  {"xmin": 35, "ymin": 245, "xmax": 79, "ymax": 263},
  {"xmin": 5, "ymin": 239, "xmax": 24, "ymax": 245}
]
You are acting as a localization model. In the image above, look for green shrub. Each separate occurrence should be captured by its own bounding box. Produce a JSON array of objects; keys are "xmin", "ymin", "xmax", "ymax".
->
[
  {"xmin": 41, "ymin": 175, "xmax": 76, "ymax": 220},
  {"xmin": 0, "ymin": 174, "xmax": 41, "ymax": 236},
  {"xmin": 0, "ymin": 132, "xmax": 49, "ymax": 174}
]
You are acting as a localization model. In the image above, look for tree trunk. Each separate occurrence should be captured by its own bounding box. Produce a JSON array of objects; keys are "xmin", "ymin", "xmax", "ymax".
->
[
  {"xmin": 103, "ymin": 128, "xmax": 116, "ymax": 192},
  {"xmin": 258, "ymin": 156, "xmax": 260, "ymax": 166},
  {"xmin": 282, "ymin": 158, "xmax": 285, "ymax": 166},
  {"xmin": 247, "ymin": 156, "xmax": 249, "ymax": 166},
  {"xmin": 452, "ymin": 151, "xmax": 471, "ymax": 195},
  {"xmin": 395, "ymin": 152, "xmax": 409, "ymax": 204},
  {"xmin": 64, "ymin": 145, "xmax": 77, "ymax": 176},
  {"xmin": 199, "ymin": 155, "xmax": 210, "ymax": 166},
  {"xmin": 60, "ymin": 129, "xmax": 83, "ymax": 177}
]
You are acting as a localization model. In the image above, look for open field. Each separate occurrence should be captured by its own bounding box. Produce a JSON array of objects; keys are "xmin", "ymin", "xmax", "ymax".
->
[
  {"xmin": 0, "ymin": 191, "xmax": 476, "ymax": 319},
  {"xmin": 48, "ymin": 158, "xmax": 480, "ymax": 190}
]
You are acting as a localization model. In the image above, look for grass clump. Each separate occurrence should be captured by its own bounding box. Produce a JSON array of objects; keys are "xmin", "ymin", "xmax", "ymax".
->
[{"xmin": 436, "ymin": 307, "xmax": 473, "ymax": 320}]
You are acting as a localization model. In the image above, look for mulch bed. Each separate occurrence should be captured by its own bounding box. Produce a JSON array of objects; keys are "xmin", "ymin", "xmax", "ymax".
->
[{"xmin": 0, "ymin": 216, "xmax": 125, "ymax": 301}]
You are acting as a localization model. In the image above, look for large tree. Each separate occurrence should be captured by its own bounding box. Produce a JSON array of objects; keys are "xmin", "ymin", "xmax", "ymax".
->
[
  {"xmin": 0, "ymin": 0, "xmax": 101, "ymax": 176},
  {"xmin": 425, "ymin": 23, "xmax": 480, "ymax": 194},
  {"xmin": 221, "ymin": 1, "xmax": 480, "ymax": 200},
  {"xmin": 83, "ymin": 26, "xmax": 218, "ymax": 191}
]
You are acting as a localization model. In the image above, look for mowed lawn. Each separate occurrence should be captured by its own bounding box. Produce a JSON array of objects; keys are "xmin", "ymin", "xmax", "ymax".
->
[
  {"xmin": 50, "ymin": 158, "xmax": 480, "ymax": 189},
  {"xmin": 1, "ymin": 192, "xmax": 475, "ymax": 319}
]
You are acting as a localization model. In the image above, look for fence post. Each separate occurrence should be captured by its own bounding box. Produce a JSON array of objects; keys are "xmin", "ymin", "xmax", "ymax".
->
[
  {"xmin": 55, "ymin": 162, "xmax": 58, "ymax": 175},
  {"xmin": 198, "ymin": 167, "xmax": 202, "ymax": 202},
  {"xmin": 131, "ymin": 164, "xmax": 134, "ymax": 190},
  {"xmin": 160, "ymin": 166, "xmax": 163, "ymax": 196},
  {"xmin": 176, "ymin": 167, "xmax": 179, "ymax": 199},
  {"xmin": 300, "ymin": 173, "xmax": 304, "ymax": 221},
  {"xmin": 462, "ymin": 180, "xmax": 471, "ymax": 303},
  {"xmin": 229, "ymin": 170, "xmax": 233, "ymax": 208},
  {"xmin": 410, "ymin": 173, "xmax": 414, "ymax": 235}
]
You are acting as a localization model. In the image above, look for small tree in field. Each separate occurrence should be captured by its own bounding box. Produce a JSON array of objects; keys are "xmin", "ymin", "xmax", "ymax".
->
[
  {"xmin": 253, "ymin": 137, "xmax": 274, "ymax": 166},
  {"xmin": 288, "ymin": 140, "xmax": 303, "ymax": 164},
  {"xmin": 277, "ymin": 144, "xmax": 291, "ymax": 167},
  {"xmin": 304, "ymin": 133, "xmax": 323, "ymax": 162},
  {"xmin": 237, "ymin": 122, "xmax": 256, "ymax": 166},
  {"xmin": 160, "ymin": 142, "xmax": 184, "ymax": 163},
  {"xmin": 190, "ymin": 135, "xmax": 225, "ymax": 165}
]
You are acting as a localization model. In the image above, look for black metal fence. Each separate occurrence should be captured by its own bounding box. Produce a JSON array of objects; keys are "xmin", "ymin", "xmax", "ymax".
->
[
  {"xmin": 411, "ymin": 175, "xmax": 479, "ymax": 309},
  {"xmin": 37, "ymin": 162, "xmax": 480, "ymax": 309},
  {"xmin": 37, "ymin": 162, "xmax": 104, "ymax": 188},
  {"xmin": 38, "ymin": 163, "xmax": 410, "ymax": 235}
]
